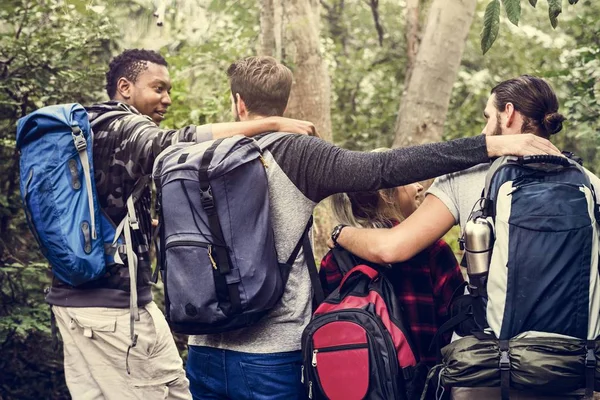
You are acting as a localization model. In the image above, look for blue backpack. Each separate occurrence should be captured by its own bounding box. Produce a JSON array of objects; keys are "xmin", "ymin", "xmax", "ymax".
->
[
  {"xmin": 18, "ymin": 103, "xmax": 154, "ymax": 363},
  {"xmin": 16, "ymin": 103, "xmax": 138, "ymax": 287}
]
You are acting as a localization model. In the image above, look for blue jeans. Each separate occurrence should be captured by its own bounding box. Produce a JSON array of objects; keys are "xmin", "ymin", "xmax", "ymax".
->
[{"xmin": 186, "ymin": 345, "xmax": 306, "ymax": 400}]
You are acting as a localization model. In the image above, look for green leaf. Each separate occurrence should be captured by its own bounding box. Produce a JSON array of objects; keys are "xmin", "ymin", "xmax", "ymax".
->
[
  {"xmin": 529, "ymin": 0, "xmax": 538, "ymax": 7},
  {"xmin": 548, "ymin": 0, "xmax": 562, "ymax": 28},
  {"xmin": 502, "ymin": 0, "xmax": 521, "ymax": 25},
  {"xmin": 481, "ymin": 0, "xmax": 501, "ymax": 54}
]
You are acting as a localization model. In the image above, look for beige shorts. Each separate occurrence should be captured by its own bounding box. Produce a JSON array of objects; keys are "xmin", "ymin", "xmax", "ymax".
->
[{"xmin": 53, "ymin": 301, "xmax": 191, "ymax": 400}]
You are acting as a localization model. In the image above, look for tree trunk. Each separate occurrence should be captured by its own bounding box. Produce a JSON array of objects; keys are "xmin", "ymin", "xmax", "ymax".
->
[
  {"xmin": 260, "ymin": 0, "xmax": 333, "ymax": 260},
  {"xmin": 404, "ymin": 0, "xmax": 420, "ymax": 83},
  {"xmin": 393, "ymin": 0, "xmax": 477, "ymax": 147},
  {"xmin": 259, "ymin": 0, "xmax": 332, "ymax": 141}
]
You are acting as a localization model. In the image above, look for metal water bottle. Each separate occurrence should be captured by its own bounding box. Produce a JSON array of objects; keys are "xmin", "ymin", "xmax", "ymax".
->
[{"xmin": 463, "ymin": 216, "xmax": 494, "ymax": 297}]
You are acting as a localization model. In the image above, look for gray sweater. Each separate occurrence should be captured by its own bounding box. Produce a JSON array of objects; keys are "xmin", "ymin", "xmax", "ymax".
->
[{"xmin": 189, "ymin": 133, "xmax": 489, "ymax": 353}]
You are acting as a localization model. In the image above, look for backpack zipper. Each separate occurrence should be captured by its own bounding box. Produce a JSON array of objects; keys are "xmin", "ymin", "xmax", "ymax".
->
[
  {"xmin": 164, "ymin": 240, "xmax": 222, "ymax": 270},
  {"xmin": 311, "ymin": 343, "xmax": 369, "ymax": 367},
  {"xmin": 259, "ymin": 154, "xmax": 269, "ymax": 169}
]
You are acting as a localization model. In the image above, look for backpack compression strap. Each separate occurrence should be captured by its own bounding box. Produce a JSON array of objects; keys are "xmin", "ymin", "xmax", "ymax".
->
[
  {"xmin": 111, "ymin": 176, "xmax": 149, "ymax": 374},
  {"xmin": 71, "ymin": 125, "xmax": 97, "ymax": 240},
  {"xmin": 198, "ymin": 139, "xmax": 241, "ymax": 316}
]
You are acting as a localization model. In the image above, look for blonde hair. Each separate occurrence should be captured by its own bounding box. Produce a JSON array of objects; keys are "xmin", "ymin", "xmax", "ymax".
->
[{"xmin": 329, "ymin": 148, "xmax": 406, "ymax": 229}]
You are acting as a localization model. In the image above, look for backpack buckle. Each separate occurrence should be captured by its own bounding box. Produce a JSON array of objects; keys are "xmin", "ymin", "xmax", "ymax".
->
[
  {"xmin": 200, "ymin": 187, "xmax": 214, "ymax": 210},
  {"xmin": 72, "ymin": 126, "xmax": 87, "ymax": 152},
  {"xmin": 586, "ymin": 348, "xmax": 596, "ymax": 368},
  {"xmin": 499, "ymin": 350, "xmax": 510, "ymax": 371}
]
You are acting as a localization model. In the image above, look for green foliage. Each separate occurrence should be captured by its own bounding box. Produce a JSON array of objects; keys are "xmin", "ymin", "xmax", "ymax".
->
[
  {"xmin": 481, "ymin": 0, "xmax": 580, "ymax": 52},
  {"xmin": 0, "ymin": 261, "xmax": 66, "ymax": 399},
  {"xmin": 502, "ymin": 0, "xmax": 522, "ymax": 25},
  {"xmin": 448, "ymin": 0, "xmax": 600, "ymax": 173},
  {"xmin": 482, "ymin": 0, "xmax": 501, "ymax": 54},
  {"xmin": 160, "ymin": 0, "xmax": 261, "ymax": 130},
  {"xmin": 0, "ymin": 0, "xmax": 117, "ymax": 397},
  {"xmin": 322, "ymin": 0, "xmax": 407, "ymax": 150},
  {"xmin": 552, "ymin": 0, "xmax": 600, "ymax": 170},
  {"xmin": 548, "ymin": 0, "xmax": 562, "ymax": 28}
]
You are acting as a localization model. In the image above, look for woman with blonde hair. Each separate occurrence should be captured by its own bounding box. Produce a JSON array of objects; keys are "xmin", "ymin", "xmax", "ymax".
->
[{"xmin": 320, "ymin": 149, "xmax": 464, "ymax": 368}]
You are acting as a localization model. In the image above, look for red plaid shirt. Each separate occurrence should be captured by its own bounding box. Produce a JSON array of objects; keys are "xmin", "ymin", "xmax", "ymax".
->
[{"xmin": 319, "ymin": 239, "xmax": 464, "ymax": 367}]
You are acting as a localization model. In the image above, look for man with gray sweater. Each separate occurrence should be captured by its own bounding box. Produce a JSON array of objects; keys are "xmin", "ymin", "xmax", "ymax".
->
[{"xmin": 185, "ymin": 57, "xmax": 561, "ymax": 400}]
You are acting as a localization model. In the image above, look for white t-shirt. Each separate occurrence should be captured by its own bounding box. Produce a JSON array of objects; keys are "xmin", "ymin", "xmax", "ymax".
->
[{"xmin": 428, "ymin": 162, "xmax": 600, "ymax": 236}]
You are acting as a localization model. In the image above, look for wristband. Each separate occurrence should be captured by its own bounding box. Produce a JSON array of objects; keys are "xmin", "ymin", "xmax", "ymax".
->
[{"xmin": 331, "ymin": 224, "xmax": 347, "ymax": 247}]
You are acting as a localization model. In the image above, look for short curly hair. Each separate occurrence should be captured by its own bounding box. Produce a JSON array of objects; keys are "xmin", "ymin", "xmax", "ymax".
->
[{"xmin": 105, "ymin": 49, "xmax": 168, "ymax": 99}]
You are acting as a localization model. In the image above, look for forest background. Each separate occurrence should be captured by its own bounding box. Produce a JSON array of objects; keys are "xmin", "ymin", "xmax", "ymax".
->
[{"xmin": 0, "ymin": 0, "xmax": 598, "ymax": 398}]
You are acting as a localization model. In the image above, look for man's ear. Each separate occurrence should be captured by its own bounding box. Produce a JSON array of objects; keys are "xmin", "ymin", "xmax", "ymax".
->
[
  {"xmin": 504, "ymin": 102, "xmax": 516, "ymax": 128},
  {"xmin": 116, "ymin": 77, "xmax": 132, "ymax": 100},
  {"xmin": 236, "ymin": 93, "xmax": 248, "ymax": 119}
]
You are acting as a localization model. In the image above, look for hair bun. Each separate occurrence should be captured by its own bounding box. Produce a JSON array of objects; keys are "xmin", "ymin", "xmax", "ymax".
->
[{"xmin": 542, "ymin": 112, "xmax": 565, "ymax": 136}]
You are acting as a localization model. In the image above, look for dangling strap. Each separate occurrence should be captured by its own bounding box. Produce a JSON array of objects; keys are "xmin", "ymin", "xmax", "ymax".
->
[
  {"xmin": 420, "ymin": 364, "xmax": 443, "ymax": 400},
  {"xmin": 124, "ymin": 195, "xmax": 140, "ymax": 375},
  {"xmin": 109, "ymin": 177, "xmax": 149, "ymax": 375},
  {"xmin": 585, "ymin": 340, "xmax": 595, "ymax": 399},
  {"xmin": 72, "ymin": 126, "xmax": 96, "ymax": 240},
  {"xmin": 499, "ymin": 340, "xmax": 510, "ymax": 400},
  {"xmin": 50, "ymin": 305, "xmax": 59, "ymax": 351},
  {"xmin": 302, "ymin": 220, "xmax": 325, "ymax": 308}
]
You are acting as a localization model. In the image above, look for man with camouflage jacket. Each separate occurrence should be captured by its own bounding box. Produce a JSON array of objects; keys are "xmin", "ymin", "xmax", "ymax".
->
[{"xmin": 48, "ymin": 49, "xmax": 315, "ymax": 400}]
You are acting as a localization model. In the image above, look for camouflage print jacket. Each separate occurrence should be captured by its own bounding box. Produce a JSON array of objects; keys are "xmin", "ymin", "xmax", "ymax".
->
[{"xmin": 45, "ymin": 101, "xmax": 212, "ymax": 308}]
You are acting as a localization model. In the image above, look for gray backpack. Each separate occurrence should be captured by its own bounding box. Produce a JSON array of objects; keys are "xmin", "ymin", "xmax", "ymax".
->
[{"xmin": 152, "ymin": 135, "xmax": 313, "ymax": 334}]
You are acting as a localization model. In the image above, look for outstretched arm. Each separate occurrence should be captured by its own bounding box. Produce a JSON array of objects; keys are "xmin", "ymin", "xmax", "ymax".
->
[
  {"xmin": 266, "ymin": 133, "xmax": 561, "ymax": 204},
  {"xmin": 114, "ymin": 114, "xmax": 316, "ymax": 177},
  {"xmin": 334, "ymin": 194, "xmax": 456, "ymax": 264},
  {"xmin": 210, "ymin": 116, "xmax": 316, "ymax": 139}
]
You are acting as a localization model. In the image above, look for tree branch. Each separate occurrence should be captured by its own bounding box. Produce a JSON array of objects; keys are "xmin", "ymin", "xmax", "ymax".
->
[{"xmin": 365, "ymin": 0, "xmax": 384, "ymax": 46}]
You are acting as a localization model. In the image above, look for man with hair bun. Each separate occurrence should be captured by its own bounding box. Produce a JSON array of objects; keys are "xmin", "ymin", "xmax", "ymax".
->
[
  {"xmin": 332, "ymin": 74, "xmax": 600, "ymax": 400},
  {"xmin": 49, "ymin": 48, "xmax": 317, "ymax": 400}
]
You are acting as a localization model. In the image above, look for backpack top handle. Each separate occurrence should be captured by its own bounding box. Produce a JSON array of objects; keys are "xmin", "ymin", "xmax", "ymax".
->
[{"xmin": 518, "ymin": 155, "xmax": 572, "ymax": 167}]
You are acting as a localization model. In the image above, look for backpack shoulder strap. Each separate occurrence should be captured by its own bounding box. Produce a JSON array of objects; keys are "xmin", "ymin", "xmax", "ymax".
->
[
  {"xmin": 484, "ymin": 156, "xmax": 512, "ymax": 198},
  {"xmin": 89, "ymin": 110, "xmax": 131, "ymax": 131},
  {"xmin": 331, "ymin": 246, "xmax": 361, "ymax": 276},
  {"xmin": 281, "ymin": 217, "xmax": 325, "ymax": 307},
  {"xmin": 256, "ymin": 132, "xmax": 294, "ymax": 152}
]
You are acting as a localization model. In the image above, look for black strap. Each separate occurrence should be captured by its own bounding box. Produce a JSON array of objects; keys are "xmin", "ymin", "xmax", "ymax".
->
[
  {"xmin": 211, "ymin": 254, "xmax": 234, "ymax": 315},
  {"xmin": 303, "ymin": 227, "xmax": 325, "ymax": 308},
  {"xmin": 281, "ymin": 217, "xmax": 314, "ymax": 285},
  {"xmin": 197, "ymin": 139, "xmax": 240, "ymax": 315},
  {"xmin": 428, "ymin": 310, "xmax": 472, "ymax": 352},
  {"xmin": 499, "ymin": 339, "xmax": 510, "ymax": 400},
  {"xmin": 198, "ymin": 140, "xmax": 230, "ymax": 273},
  {"xmin": 153, "ymin": 146, "xmax": 181, "ymax": 188},
  {"xmin": 331, "ymin": 246, "xmax": 361, "ymax": 276},
  {"xmin": 150, "ymin": 221, "xmax": 161, "ymax": 284},
  {"xmin": 280, "ymin": 216, "xmax": 324, "ymax": 307},
  {"xmin": 585, "ymin": 340, "xmax": 595, "ymax": 399}
]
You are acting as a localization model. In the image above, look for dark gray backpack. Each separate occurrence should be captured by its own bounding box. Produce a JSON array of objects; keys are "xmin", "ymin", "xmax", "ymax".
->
[{"xmin": 152, "ymin": 135, "xmax": 313, "ymax": 334}]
